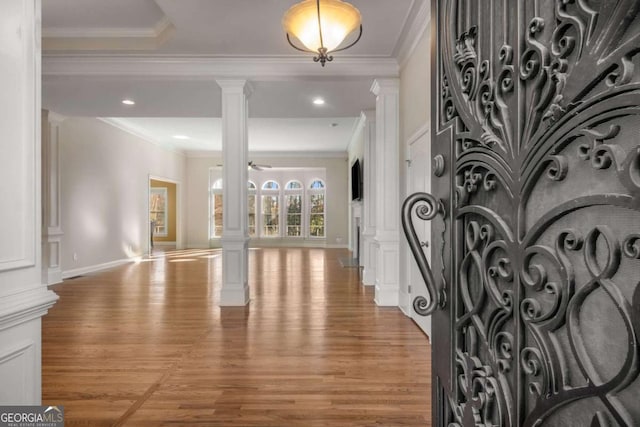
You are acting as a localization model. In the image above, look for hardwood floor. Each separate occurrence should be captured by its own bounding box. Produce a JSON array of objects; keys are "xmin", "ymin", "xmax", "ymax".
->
[{"xmin": 43, "ymin": 248, "xmax": 431, "ymax": 426}]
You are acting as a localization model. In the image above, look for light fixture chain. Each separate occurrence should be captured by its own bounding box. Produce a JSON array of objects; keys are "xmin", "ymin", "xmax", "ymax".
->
[{"xmin": 316, "ymin": 0, "xmax": 325, "ymax": 52}]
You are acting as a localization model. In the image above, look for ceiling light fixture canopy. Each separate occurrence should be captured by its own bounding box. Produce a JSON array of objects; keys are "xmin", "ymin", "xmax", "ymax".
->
[{"xmin": 283, "ymin": 0, "xmax": 362, "ymax": 67}]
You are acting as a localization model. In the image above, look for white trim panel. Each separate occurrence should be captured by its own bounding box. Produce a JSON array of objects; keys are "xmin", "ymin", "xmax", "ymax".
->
[
  {"xmin": 0, "ymin": 341, "xmax": 35, "ymax": 404},
  {"xmin": 0, "ymin": 0, "xmax": 38, "ymax": 272}
]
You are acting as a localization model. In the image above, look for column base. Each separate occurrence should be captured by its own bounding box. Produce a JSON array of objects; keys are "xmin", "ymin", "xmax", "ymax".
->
[
  {"xmin": 219, "ymin": 285, "xmax": 250, "ymax": 306},
  {"xmin": 0, "ymin": 287, "xmax": 58, "ymax": 404},
  {"xmin": 373, "ymin": 238, "xmax": 400, "ymax": 307},
  {"xmin": 362, "ymin": 268, "xmax": 376, "ymax": 286},
  {"xmin": 374, "ymin": 284, "xmax": 400, "ymax": 306},
  {"xmin": 361, "ymin": 234, "xmax": 377, "ymax": 286},
  {"xmin": 220, "ymin": 236, "xmax": 250, "ymax": 307}
]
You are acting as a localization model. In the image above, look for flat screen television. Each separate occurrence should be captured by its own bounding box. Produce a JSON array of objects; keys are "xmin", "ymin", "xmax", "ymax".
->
[{"xmin": 351, "ymin": 159, "xmax": 362, "ymax": 201}]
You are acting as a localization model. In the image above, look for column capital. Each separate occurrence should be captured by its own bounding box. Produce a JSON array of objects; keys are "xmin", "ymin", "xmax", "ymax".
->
[
  {"xmin": 370, "ymin": 78, "xmax": 399, "ymax": 96},
  {"xmin": 216, "ymin": 79, "xmax": 253, "ymax": 97}
]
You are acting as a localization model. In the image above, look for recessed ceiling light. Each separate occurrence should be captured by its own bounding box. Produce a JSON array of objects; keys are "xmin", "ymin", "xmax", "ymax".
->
[
  {"xmin": 173, "ymin": 135, "xmax": 189, "ymax": 140},
  {"xmin": 313, "ymin": 98, "xmax": 325, "ymax": 105},
  {"xmin": 121, "ymin": 99, "xmax": 135, "ymax": 105}
]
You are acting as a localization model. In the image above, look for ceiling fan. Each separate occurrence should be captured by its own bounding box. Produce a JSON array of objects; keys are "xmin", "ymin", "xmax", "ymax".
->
[
  {"xmin": 217, "ymin": 161, "xmax": 272, "ymax": 171},
  {"xmin": 248, "ymin": 161, "xmax": 272, "ymax": 171}
]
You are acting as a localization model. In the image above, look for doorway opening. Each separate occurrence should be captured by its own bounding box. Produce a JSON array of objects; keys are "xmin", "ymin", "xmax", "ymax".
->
[{"xmin": 148, "ymin": 177, "xmax": 180, "ymax": 254}]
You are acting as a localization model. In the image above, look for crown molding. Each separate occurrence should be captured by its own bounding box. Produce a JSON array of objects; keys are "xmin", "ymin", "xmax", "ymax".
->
[
  {"xmin": 185, "ymin": 150, "xmax": 222, "ymax": 158},
  {"xmin": 394, "ymin": 0, "xmax": 430, "ymax": 69},
  {"xmin": 43, "ymin": 27, "xmax": 157, "ymax": 39},
  {"xmin": 98, "ymin": 118, "xmax": 185, "ymax": 156},
  {"xmin": 42, "ymin": 15, "xmax": 176, "ymax": 52},
  {"xmin": 154, "ymin": 16, "xmax": 174, "ymax": 39},
  {"xmin": 47, "ymin": 111, "xmax": 67, "ymax": 124},
  {"xmin": 371, "ymin": 78, "xmax": 400, "ymax": 95},
  {"xmin": 251, "ymin": 150, "xmax": 348, "ymax": 158},
  {"xmin": 42, "ymin": 55, "xmax": 399, "ymax": 80}
]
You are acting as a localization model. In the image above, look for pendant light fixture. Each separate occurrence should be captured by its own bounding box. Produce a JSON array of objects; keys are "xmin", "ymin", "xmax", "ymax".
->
[{"xmin": 283, "ymin": 0, "xmax": 362, "ymax": 66}]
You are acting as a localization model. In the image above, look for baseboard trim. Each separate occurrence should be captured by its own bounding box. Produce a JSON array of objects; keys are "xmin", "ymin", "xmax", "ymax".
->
[
  {"xmin": 205, "ymin": 239, "xmax": 349, "ymax": 250},
  {"xmin": 374, "ymin": 286, "xmax": 400, "ymax": 307},
  {"xmin": 61, "ymin": 257, "xmax": 134, "ymax": 280},
  {"xmin": 362, "ymin": 268, "xmax": 376, "ymax": 286},
  {"xmin": 186, "ymin": 243, "xmax": 211, "ymax": 249},
  {"xmin": 47, "ymin": 270, "xmax": 63, "ymax": 286},
  {"xmin": 399, "ymin": 289, "xmax": 411, "ymax": 317},
  {"xmin": 153, "ymin": 241, "xmax": 176, "ymax": 246}
]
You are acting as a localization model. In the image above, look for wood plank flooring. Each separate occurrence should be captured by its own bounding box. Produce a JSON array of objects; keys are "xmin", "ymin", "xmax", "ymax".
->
[{"xmin": 42, "ymin": 248, "xmax": 431, "ymax": 426}]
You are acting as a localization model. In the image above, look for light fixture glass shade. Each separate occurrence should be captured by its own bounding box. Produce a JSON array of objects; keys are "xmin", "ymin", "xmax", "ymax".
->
[{"xmin": 283, "ymin": 0, "xmax": 361, "ymax": 53}]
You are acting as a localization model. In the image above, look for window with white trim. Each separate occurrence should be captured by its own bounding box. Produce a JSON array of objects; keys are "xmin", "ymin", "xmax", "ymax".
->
[
  {"xmin": 209, "ymin": 168, "xmax": 327, "ymax": 240},
  {"xmin": 261, "ymin": 180, "xmax": 280, "ymax": 237},
  {"xmin": 248, "ymin": 181, "xmax": 257, "ymax": 237},
  {"xmin": 285, "ymin": 180, "xmax": 303, "ymax": 237},
  {"xmin": 308, "ymin": 179, "xmax": 325, "ymax": 238}
]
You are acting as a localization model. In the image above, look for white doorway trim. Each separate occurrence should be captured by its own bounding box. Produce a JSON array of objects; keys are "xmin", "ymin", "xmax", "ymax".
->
[{"xmin": 148, "ymin": 174, "xmax": 183, "ymax": 253}]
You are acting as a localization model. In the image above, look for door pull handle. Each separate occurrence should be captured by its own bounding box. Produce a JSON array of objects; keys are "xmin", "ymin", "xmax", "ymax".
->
[{"xmin": 402, "ymin": 192, "xmax": 446, "ymax": 316}]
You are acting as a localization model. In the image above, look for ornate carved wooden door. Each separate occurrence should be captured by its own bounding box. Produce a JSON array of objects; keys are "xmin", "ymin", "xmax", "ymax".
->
[{"xmin": 403, "ymin": 1, "xmax": 640, "ymax": 425}]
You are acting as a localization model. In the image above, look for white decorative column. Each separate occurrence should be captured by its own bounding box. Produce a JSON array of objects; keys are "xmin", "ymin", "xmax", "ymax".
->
[
  {"xmin": 216, "ymin": 79, "xmax": 251, "ymax": 306},
  {"xmin": 0, "ymin": 0, "xmax": 58, "ymax": 404},
  {"xmin": 41, "ymin": 111, "xmax": 64, "ymax": 285},
  {"xmin": 361, "ymin": 110, "xmax": 377, "ymax": 286},
  {"xmin": 371, "ymin": 79, "xmax": 400, "ymax": 306}
]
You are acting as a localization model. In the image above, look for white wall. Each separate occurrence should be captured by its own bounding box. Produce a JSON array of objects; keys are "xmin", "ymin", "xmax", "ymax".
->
[
  {"xmin": 399, "ymin": 22, "xmax": 431, "ymax": 333},
  {"xmin": 59, "ymin": 118, "xmax": 187, "ymax": 275},
  {"xmin": 186, "ymin": 156, "xmax": 218, "ymax": 248},
  {"xmin": 186, "ymin": 155, "xmax": 349, "ymax": 248},
  {"xmin": 401, "ymin": 29, "xmax": 430, "ymax": 144}
]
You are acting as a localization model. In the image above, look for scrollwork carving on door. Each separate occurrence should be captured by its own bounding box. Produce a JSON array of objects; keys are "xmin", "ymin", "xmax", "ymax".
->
[{"xmin": 404, "ymin": 1, "xmax": 640, "ymax": 425}]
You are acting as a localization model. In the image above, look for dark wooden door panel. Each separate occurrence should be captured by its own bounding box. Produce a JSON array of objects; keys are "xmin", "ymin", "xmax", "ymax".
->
[{"xmin": 403, "ymin": 1, "xmax": 640, "ymax": 426}]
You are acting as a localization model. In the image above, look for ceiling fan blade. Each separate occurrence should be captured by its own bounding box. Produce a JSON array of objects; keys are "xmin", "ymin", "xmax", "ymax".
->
[
  {"xmin": 219, "ymin": 161, "xmax": 271, "ymax": 170},
  {"xmin": 248, "ymin": 161, "xmax": 272, "ymax": 171}
]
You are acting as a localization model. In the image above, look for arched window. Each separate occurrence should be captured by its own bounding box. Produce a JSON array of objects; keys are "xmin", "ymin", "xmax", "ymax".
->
[
  {"xmin": 248, "ymin": 181, "xmax": 257, "ymax": 237},
  {"xmin": 308, "ymin": 179, "xmax": 325, "ymax": 237},
  {"xmin": 208, "ymin": 171, "xmax": 327, "ymax": 240},
  {"xmin": 284, "ymin": 180, "xmax": 303, "ymax": 237},
  {"xmin": 310, "ymin": 179, "xmax": 325, "ymax": 189},
  {"xmin": 261, "ymin": 180, "xmax": 280, "ymax": 236},
  {"xmin": 285, "ymin": 180, "xmax": 302, "ymax": 190},
  {"xmin": 262, "ymin": 180, "xmax": 280, "ymax": 190},
  {"xmin": 210, "ymin": 178, "xmax": 223, "ymax": 237}
]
